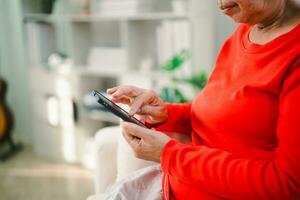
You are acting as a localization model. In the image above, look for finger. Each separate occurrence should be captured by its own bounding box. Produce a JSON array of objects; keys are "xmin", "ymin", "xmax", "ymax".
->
[
  {"xmin": 112, "ymin": 86, "xmax": 142, "ymax": 99},
  {"xmin": 110, "ymin": 96, "xmax": 131, "ymax": 105},
  {"xmin": 129, "ymin": 94, "xmax": 146, "ymax": 115},
  {"xmin": 122, "ymin": 129, "xmax": 140, "ymax": 148},
  {"xmin": 122, "ymin": 124, "xmax": 142, "ymax": 151},
  {"xmin": 129, "ymin": 90, "xmax": 155, "ymax": 115},
  {"xmin": 107, "ymin": 86, "xmax": 119, "ymax": 95},
  {"xmin": 138, "ymin": 105, "xmax": 162, "ymax": 116},
  {"xmin": 122, "ymin": 121, "xmax": 152, "ymax": 140},
  {"xmin": 137, "ymin": 115, "xmax": 156, "ymax": 124}
]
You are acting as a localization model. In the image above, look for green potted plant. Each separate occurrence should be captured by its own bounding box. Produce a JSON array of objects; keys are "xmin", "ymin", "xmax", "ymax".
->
[{"xmin": 159, "ymin": 49, "xmax": 207, "ymax": 103}]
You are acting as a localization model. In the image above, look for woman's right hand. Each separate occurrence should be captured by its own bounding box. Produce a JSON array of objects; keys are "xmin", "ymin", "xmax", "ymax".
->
[{"xmin": 107, "ymin": 86, "xmax": 168, "ymax": 125}]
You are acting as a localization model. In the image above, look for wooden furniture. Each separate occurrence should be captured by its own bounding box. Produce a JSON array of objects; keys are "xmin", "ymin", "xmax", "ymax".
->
[{"xmin": 0, "ymin": 78, "xmax": 21, "ymax": 161}]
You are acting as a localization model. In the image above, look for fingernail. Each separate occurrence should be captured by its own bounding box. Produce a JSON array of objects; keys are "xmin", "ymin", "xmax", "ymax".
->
[{"xmin": 112, "ymin": 93, "xmax": 119, "ymax": 98}]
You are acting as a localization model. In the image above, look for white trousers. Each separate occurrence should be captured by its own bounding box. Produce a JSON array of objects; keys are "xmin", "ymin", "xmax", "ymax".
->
[{"xmin": 88, "ymin": 165, "xmax": 163, "ymax": 200}]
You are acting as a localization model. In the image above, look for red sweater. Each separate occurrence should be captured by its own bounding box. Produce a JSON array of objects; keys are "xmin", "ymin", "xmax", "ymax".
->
[{"xmin": 157, "ymin": 23, "xmax": 300, "ymax": 199}]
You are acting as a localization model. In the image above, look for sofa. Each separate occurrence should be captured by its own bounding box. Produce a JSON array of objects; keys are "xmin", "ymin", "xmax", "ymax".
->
[{"xmin": 87, "ymin": 126, "xmax": 156, "ymax": 200}]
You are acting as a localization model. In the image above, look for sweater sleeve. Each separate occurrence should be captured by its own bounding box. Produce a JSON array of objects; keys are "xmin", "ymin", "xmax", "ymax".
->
[
  {"xmin": 155, "ymin": 103, "xmax": 192, "ymax": 134},
  {"xmin": 161, "ymin": 62, "xmax": 300, "ymax": 199}
]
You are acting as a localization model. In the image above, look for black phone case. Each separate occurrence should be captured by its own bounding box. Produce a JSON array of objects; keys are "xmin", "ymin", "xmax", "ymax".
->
[{"xmin": 92, "ymin": 90, "xmax": 148, "ymax": 128}]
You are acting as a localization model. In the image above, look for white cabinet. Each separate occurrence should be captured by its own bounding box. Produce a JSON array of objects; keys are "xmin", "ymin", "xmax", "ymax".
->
[{"xmin": 23, "ymin": 0, "xmax": 215, "ymax": 165}]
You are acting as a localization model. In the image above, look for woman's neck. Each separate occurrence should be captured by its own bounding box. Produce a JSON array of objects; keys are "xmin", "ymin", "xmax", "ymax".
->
[
  {"xmin": 256, "ymin": 1, "xmax": 300, "ymax": 31},
  {"xmin": 249, "ymin": 3, "xmax": 300, "ymax": 45}
]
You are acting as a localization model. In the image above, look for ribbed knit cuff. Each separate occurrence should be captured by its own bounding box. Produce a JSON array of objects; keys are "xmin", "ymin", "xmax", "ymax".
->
[
  {"xmin": 161, "ymin": 139, "xmax": 181, "ymax": 174},
  {"xmin": 155, "ymin": 104, "xmax": 190, "ymax": 134}
]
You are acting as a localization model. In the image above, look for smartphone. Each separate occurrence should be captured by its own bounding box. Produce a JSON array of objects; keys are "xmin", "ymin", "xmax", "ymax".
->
[{"xmin": 91, "ymin": 90, "xmax": 148, "ymax": 128}]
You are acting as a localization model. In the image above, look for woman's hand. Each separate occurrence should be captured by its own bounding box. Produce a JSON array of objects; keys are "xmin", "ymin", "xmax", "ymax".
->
[
  {"xmin": 107, "ymin": 86, "xmax": 168, "ymax": 125},
  {"xmin": 121, "ymin": 121, "xmax": 171, "ymax": 163}
]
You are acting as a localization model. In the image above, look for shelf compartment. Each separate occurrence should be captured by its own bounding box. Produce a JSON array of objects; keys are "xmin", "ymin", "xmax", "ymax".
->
[
  {"xmin": 70, "ymin": 21, "xmax": 123, "ymax": 66},
  {"xmin": 25, "ymin": 21, "xmax": 58, "ymax": 66}
]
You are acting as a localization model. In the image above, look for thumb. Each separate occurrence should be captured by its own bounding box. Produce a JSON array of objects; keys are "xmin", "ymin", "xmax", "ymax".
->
[
  {"xmin": 139, "ymin": 105, "xmax": 162, "ymax": 116},
  {"xmin": 122, "ymin": 122, "xmax": 152, "ymax": 139}
]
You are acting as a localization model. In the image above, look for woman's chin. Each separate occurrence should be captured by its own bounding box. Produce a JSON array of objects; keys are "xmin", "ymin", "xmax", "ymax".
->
[
  {"xmin": 222, "ymin": 8, "xmax": 243, "ymax": 22},
  {"xmin": 227, "ymin": 13, "xmax": 250, "ymax": 24}
]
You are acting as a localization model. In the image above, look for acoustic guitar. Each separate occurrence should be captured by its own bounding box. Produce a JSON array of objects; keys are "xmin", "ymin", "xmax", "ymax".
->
[
  {"xmin": 0, "ymin": 79, "xmax": 13, "ymax": 139},
  {"xmin": 0, "ymin": 105, "xmax": 6, "ymax": 138},
  {"xmin": 0, "ymin": 78, "xmax": 20, "ymax": 161}
]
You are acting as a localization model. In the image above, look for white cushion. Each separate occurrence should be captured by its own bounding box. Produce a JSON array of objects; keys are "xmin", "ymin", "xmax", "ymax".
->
[
  {"xmin": 93, "ymin": 125, "xmax": 157, "ymax": 194},
  {"xmin": 94, "ymin": 126, "xmax": 120, "ymax": 194},
  {"xmin": 116, "ymin": 127, "xmax": 156, "ymax": 181}
]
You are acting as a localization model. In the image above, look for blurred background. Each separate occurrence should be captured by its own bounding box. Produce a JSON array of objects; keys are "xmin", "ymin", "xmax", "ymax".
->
[{"xmin": 0, "ymin": 0, "xmax": 235, "ymax": 199}]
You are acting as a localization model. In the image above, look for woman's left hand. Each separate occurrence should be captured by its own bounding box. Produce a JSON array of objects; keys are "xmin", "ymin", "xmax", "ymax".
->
[{"xmin": 121, "ymin": 122, "xmax": 171, "ymax": 163}]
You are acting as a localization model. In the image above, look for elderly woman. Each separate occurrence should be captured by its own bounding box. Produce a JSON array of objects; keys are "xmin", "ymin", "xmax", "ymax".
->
[{"xmin": 106, "ymin": 0, "xmax": 300, "ymax": 199}]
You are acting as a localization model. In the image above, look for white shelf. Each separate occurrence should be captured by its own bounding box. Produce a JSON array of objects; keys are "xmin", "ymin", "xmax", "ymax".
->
[
  {"xmin": 129, "ymin": 70, "xmax": 169, "ymax": 79},
  {"xmin": 71, "ymin": 12, "xmax": 189, "ymax": 22},
  {"xmin": 75, "ymin": 67, "xmax": 170, "ymax": 79},
  {"xmin": 23, "ymin": 13, "xmax": 57, "ymax": 22},
  {"xmin": 75, "ymin": 67, "xmax": 124, "ymax": 77},
  {"xmin": 24, "ymin": 12, "xmax": 189, "ymax": 23}
]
